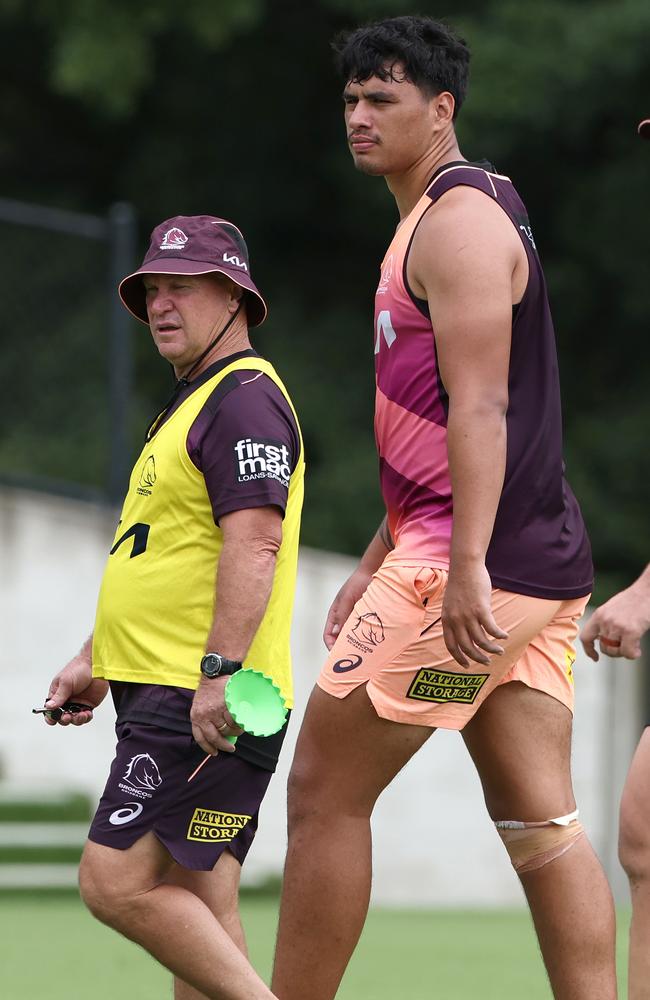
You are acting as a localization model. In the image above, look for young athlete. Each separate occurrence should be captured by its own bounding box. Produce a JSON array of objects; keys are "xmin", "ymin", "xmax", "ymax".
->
[{"xmin": 272, "ymin": 18, "xmax": 615, "ymax": 1000}]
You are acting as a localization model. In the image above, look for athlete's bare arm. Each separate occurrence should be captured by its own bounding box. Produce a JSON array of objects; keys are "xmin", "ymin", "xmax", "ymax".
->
[
  {"xmin": 190, "ymin": 504, "xmax": 283, "ymax": 755},
  {"xmin": 43, "ymin": 635, "xmax": 109, "ymax": 726},
  {"xmin": 580, "ymin": 564, "xmax": 650, "ymax": 661},
  {"xmin": 410, "ymin": 186, "xmax": 526, "ymax": 666},
  {"xmin": 323, "ymin": 516, "xmax": 393, "ymax": 650}
]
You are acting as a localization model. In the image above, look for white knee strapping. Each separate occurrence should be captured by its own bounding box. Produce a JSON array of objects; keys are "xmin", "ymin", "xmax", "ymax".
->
[{"xmin": 495, "ymin": 809, "xmax": 585, "ymax": 873}]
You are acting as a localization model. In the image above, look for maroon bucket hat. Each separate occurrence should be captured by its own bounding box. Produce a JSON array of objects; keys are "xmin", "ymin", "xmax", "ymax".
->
[
  {"xmin": 638, "ymin": 119, "xmax": 650, "ymax": 140},
  {"xmin": 119, "ymin": 215, "xmax": 267, "ymax": 327}
]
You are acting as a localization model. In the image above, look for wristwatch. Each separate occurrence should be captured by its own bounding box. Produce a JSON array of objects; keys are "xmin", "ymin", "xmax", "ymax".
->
[{"xmin": 200, "ymin": 652, "xmax": 242, "ymax": 679}]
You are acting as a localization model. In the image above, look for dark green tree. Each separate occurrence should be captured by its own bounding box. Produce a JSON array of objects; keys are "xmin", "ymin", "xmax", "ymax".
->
[{"xmin": 1, "ymin": 0, "xmax": 647, "ymax": 597}]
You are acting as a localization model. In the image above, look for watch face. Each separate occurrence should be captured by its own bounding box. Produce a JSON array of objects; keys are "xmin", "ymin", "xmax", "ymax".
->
[
  {"xmin": 201, "ymin": 653, "xmax": 242, "ymax": 677},
  {"xmin": 201, "ymin": 654, "xmax": 222, "ymax": 678}
]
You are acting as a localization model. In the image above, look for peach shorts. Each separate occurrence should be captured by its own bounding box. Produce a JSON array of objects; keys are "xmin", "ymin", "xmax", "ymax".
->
[{"xmin": 318, "ymin": 556, "xmax": 589, "ymax": 729}]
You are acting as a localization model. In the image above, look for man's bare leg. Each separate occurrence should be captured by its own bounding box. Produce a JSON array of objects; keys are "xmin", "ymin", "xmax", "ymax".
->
[
  {"xmin": 79, "ymin": 833, "xmax": 275, "ymax": 1000},
  {"xmin": 619, "ymin": 728, "xmax": 650, "ymax": 1000},
  {"xmin": 271, "ymin": 684, "xmax": 433, "ymax": 1000},
  {"xmin": 463, "ymin": 681, "xmax": 617, "ymax": 1000},
  {"xmin": 167, "ymin": 850, "xmax": 248, "ymax": 999}
]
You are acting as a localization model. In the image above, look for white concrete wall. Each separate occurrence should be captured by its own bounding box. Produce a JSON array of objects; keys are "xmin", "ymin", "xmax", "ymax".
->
[{"xmin": 0, "ymin": 485, "xmax": 643, "ymax": 905}]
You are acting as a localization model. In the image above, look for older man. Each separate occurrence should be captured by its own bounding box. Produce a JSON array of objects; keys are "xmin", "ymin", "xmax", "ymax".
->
[{"xmin": 44, "ymin": 215, "xmax": 304, "ymax": 1000}]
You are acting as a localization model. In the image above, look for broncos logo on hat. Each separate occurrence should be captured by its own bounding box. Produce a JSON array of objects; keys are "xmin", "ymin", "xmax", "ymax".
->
[{"xmin": 160, "ymin": 227, "xmax": 188, "ymax": 250}]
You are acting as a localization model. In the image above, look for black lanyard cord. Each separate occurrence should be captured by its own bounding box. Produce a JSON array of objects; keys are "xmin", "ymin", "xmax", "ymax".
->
[{"xmin": 144, "ymin": 303, "xmax": 243, "ymax": 443}]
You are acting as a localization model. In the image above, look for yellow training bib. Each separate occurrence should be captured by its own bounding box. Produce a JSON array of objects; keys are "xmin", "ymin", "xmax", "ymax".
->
[{"xmin": 92, "ymin": 357, "xmax": 304, "ymax": 708}]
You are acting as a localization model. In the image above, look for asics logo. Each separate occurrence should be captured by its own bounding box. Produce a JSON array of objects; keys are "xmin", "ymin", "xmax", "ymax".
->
[{"xmin": 109, "ymin": 802, "xmax": 144, "ymax": 826}]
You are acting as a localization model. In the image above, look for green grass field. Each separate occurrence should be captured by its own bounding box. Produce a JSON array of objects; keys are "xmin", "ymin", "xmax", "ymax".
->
[{"xmin": 0, "ymin": 893, "xmax": 631, "ymax": 999}]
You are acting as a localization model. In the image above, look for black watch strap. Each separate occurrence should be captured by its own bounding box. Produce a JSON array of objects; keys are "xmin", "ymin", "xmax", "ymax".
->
[{"xmin": 200, "ymin": 652, "xmax": 242, "ymax": 678}]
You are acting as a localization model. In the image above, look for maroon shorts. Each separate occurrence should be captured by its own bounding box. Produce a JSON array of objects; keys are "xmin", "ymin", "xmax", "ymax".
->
[{"xmin": 88, "ymin": 722, "xmax": 273, "ymax": 871}]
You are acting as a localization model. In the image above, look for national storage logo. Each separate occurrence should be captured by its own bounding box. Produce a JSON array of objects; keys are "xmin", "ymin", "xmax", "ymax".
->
[
  {"xmin": 406, "ymin": 669, "xmax": 489, "ymax": 705},
  {"xmin": 187, "ymin": 809, "xmax": 251, "ymax": 843}
]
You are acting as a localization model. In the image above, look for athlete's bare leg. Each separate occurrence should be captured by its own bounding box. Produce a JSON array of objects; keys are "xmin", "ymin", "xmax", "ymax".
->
[
  {"xmin": 462, "ymin": 681, "xmax": 617, "ymax": 1000},
  {"xmin": 618, "ymin": 728, "xmax": 650, "ymax": 1000},
  {"xmin": 166, "ymin": 850, "xmax": 248, "ymax": 1000},
  {"xmin": 271, "ymin": 684, "xmax": 433, "ymax": 1000},
  {"xmin": 79, "ymin": 833, "xmax": 275, "ymax": 1000}
]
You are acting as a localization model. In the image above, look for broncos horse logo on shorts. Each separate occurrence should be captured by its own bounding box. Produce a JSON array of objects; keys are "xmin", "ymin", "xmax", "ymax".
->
[
  {"xmin": 122, "ymin": 753, "xmax": 163, "ymax": 791},
  {"xmin": 351, "ymin": 612, "xmax": 385, "ymax": 646}
]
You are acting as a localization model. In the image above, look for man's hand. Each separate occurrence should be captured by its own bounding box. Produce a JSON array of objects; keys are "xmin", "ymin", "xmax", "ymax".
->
[
  {"xmin": 442, "ymin": 560, "xmax": 508, "ymax": 667},
  {"xmin": 190, "ymin": 677, "xmax": 244, "ymax": 755},
  {"xmin": 323, "ymin": 567, "xmax": 374, "ymax": 650},
  {"xmin": 44, "ymin": 646, "xmax": 109, "ymax": 727},
  {"xmin": 580, "ymin": 570, "xmax": 650, "ymax": 661}
]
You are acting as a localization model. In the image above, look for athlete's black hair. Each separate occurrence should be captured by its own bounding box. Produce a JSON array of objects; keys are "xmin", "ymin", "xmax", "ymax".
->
[{"xmin": 333, "ymin": 16, "xmax": 470, "ymax": 120}]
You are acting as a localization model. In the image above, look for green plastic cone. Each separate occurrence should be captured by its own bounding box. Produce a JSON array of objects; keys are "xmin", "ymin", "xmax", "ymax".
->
[{"xmin": 224, "ymin": 668, "xmax": 287, "ymax": 743}]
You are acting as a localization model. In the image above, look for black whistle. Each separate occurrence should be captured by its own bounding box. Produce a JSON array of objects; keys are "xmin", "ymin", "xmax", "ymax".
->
[{"xmin": 32, "ymin": 702, "xmax": 93, "ymax": 722}]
